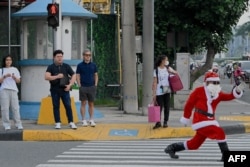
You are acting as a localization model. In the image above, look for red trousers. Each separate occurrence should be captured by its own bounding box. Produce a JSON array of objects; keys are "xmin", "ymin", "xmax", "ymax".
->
[{"xmin": 186, "ymin": 125, "xmax": 226, "ymax": 150}]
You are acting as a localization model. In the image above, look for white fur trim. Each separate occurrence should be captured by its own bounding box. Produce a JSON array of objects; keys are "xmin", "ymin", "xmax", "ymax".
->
[
  {"xmin": 217, "ymin": 139, "xmax": 227, "ymax": 143},
  {"xmin": 233, "ymin": 87, "xmax": 243, "ymax": 98},
  {"xmin": 180, "ymin": 117, "xmax": 190, "ymax": 125},
  {"xmin": 204, "ymin": 86, "xmax": 213, "ymax": 115},
  {"xmin": 206, "ymin": 77, "xmax": 220, "ymax": 81},
  {"xmin": 183, "ymin": 141, "xmax": 188, "ymax": 150},
  {"xmin": 191, "ymin": 120, "xmax": 220, "ymax": 130}
]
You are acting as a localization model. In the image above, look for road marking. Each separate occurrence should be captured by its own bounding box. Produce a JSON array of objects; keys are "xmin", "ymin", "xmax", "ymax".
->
[
  {"xmin": 219, "ymin": 116, "xmax": 250, "ymax": 121},
  {"xmin": 109, "ymin": 129, "xmax": 138, "ymax": 136}
]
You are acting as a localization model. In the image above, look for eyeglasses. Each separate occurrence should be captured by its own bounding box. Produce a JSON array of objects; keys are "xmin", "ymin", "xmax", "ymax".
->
[
  {"xmin": 210, "ymin": 81, "xmax": 220, "ymax": 85},
  {"xmin": 84, "ymin": 54, "xmax": 91, "ymax": 57}
]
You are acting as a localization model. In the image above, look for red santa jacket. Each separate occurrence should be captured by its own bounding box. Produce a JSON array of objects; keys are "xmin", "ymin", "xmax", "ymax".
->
[{"xmin": 180, "ymin": 85, "xmax": 243, "ymax": 130}]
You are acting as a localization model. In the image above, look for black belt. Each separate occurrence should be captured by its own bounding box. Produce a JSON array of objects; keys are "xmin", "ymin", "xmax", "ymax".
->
[{"xmin": 195, "ymin": 108, "xmax": 214, "ymax": 117}]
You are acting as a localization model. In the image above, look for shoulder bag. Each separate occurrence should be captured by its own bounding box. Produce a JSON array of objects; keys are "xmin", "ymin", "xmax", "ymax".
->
[{"xmin": 168, "ymin": 74, "xmax": 184, "ymax": 92}]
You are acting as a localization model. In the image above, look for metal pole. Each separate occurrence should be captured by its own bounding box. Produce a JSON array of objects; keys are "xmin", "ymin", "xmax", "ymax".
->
[
  {"xmin": 117, "ymin": 4, "xmax": 122, "ymax": 85},
  {"xmin": 90, "ymin": 0, "xmax": 93, "ymax": 55},
  {"xmin": 8, "ymin": 0, "xmax": 11, "ymax": 53},
  {"xmin": 247, "ymin": 33, "xmax": 248, "ymax": 54},
  {"xmin": 117, "ymin": 3, "xmax": 123, "ymax": 110},
  {"xmin": 53, "ymin": 0, "xmax": 62, "ymax": 50}
]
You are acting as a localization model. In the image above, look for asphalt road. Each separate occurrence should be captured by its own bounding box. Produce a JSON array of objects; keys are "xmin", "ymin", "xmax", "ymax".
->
[
  {"xmin": 1, "ymin": 134, "xmax": 249, "ymax": 167},
  {"xmin": 219, "ymin": 75, "xmax": 250, "ymax": 104},
  {"xmin": 198, "ymin": 69, "xmax": 250, "ymax": 104}
]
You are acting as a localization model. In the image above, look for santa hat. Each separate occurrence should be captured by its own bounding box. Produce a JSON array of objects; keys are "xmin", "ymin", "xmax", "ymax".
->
[
  {"xmin": 204, "ymin": 71, "xmax": 220, "ymax": 82},
  {"xmin": 212, "ymin": 65, "xmax": 218, "ymax": 70}
]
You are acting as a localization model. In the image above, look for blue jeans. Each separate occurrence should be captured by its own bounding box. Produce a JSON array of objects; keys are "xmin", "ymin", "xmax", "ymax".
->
[{"xmin": 50, "ymin": 90, "xmax": 73, "ymax": 123}]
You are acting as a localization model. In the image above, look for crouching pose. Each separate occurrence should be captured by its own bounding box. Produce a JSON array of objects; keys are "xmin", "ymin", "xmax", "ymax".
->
[{"xmin": 165, "ymin": 72, "xmax": 245, "ymax": 161}]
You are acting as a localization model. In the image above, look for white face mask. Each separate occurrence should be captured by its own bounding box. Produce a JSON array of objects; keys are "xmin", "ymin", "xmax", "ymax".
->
[
  {"xmin": 165, "ymin": 61, "xmax": 169, "ymax": 66},
  {"xmin": 207, "ymin": 83, "xmax": 221, "ymax": 97}
]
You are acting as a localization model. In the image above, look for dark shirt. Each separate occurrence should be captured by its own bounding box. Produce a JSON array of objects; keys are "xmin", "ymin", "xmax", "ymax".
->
[
  {"xmin": 46, "ymin": 63, "xmax": 75, "ymax": 91},
  {"xmin": 76, "ymin": 61, "xmax": 98, "ymax": 87}
]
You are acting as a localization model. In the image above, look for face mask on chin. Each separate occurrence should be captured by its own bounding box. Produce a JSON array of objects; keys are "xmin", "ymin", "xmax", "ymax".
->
[
  {"xmin": 165, "ymin": 61, "xmax": 169, "ymax": 66},
  {"xmin": 207, "ymin": 83, "xmax": 221, "ymax": 97}
]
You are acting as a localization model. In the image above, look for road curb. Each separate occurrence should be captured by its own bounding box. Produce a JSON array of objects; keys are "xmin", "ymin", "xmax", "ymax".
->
[{"xmin": 0, "ymin": 123, "xmax": 249, "ymax": 141}]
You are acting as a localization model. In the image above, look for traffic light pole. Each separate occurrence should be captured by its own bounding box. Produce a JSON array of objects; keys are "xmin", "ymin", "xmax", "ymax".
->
[{"xmin": 52, "ymin": 0, "xmax": 62, "ymax": 50}]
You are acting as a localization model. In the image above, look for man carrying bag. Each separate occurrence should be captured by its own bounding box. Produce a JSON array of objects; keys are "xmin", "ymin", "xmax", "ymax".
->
[{"xmin": 45, "ymin": 49, "xmax": 77, "ymax": 130}]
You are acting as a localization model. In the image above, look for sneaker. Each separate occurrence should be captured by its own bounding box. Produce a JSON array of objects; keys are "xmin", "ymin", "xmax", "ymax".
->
[
  {"xmin": 17, "ymin": 125, "xmax": 23, "ymax": 130},
  {"xmin": 55, "ymin": 122, "xmax": 61, "ymax": 129},
  {"xmin": 82, "ymin": 120, "xmax": 88, "ymax": 127},
  {"xmin": 69, "ymin": 122, "xmax": 77, "ymax": 130},
  {"xmin": 89, "ymin": 120, "xmax": 96, "ymax": 127},
  {"xmin": 5, "ymin": 126, "xmax": 11, "ymax": 131},
  {"xmin": 163, "ymin": 122, "xmax": 168, "ymax": 128}
]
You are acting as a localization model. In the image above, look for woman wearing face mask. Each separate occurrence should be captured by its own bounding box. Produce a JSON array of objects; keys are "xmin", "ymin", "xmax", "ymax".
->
[{"xmin": 152, "ymin": 55, "xmax": 177, "ymax": 129}]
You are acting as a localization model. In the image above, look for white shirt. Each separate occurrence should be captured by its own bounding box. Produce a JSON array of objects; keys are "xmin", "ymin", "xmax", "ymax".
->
[
  {"xmin": 0, "ymin": 67, "xmax": 21, "ymax": 92},
  {"xmin": 153, "ymin": 66, "xmax": 171, "ymax": 95}
]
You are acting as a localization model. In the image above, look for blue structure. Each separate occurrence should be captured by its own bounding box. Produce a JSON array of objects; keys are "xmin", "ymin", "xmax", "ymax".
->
[
  {"xmin": 12, "ymin": 0, "xmax": 99, "ymax": 120},
  {"xmin": 12, "ymin": 0, "xmax": 97, "ymax": 18}
]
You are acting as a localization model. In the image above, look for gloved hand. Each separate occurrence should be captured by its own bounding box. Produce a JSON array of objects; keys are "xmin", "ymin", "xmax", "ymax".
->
[
  {"xmin": 236, "ymin": 82, "xmax": 246, "ymax": 93},
  {"xmin": 180, "ymin": 117, "xmax": 190, "ymax": 126}
]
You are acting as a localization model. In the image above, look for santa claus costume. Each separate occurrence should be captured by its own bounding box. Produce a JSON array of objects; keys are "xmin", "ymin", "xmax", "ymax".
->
[{"xmin": 164, "ymin": 72, "xmax": 244, "ymax": 161}]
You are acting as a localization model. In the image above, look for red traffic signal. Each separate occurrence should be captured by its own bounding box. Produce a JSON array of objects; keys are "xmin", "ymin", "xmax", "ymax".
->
[{"xmin": 47, "ymin": 3, "xmax": 59, "ymax": 28}]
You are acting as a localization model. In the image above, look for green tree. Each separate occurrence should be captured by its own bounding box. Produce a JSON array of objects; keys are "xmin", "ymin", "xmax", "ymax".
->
[{"xmin": 136, "ymin": 0, "xmax": 249, "ymax": 85}]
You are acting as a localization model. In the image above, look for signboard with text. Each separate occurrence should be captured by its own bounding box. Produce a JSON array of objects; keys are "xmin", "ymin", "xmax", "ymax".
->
[{"xmin": 82, "ymin": 0, "xmax": 111, "ymax": 14}]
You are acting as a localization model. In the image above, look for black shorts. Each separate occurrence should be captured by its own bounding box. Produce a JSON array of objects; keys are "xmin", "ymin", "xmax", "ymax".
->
[{"xmin": 79, "ymin": 86, "xmax": 96, "ymax": 102}]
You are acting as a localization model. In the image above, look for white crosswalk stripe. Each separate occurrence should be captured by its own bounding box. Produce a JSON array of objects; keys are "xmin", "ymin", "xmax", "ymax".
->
[{"xmin": 36, "ymin": 134, "xmax": 250, "ymax": 167}]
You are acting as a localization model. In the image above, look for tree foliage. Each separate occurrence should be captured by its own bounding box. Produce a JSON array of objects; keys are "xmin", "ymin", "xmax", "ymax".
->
[{"xmin": 136, "ymin": 0, "xmax": 249, "ymax": 84}]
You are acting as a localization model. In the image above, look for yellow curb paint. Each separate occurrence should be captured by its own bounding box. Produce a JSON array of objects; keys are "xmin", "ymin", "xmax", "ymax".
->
[
  {"xmin": 243, "ymin": 123, "xmax": 250, "ymax": 133},
  {"xmin": 23, "ymin": 124, "xmax": 196, "ymax": 141},
  {"xmin": 219, "ymin": 116, "xmax": 250, "ymax": 122},
  {"xmin": 37, "ymin": 97, "xmax": 79, "ymax": 125},
  {"xmin": 147, "ymin": 127, "xmax": 195, "ymax": 139}
]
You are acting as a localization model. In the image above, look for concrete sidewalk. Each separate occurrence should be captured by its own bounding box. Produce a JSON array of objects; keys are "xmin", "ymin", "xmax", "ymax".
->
[
  {"xmin": 0, "ymin": 99, "xmax": 250, "ymax": 141},
  {"xmin": 0, "ymin": 80, "xmax": 250, "ymax": 141}
]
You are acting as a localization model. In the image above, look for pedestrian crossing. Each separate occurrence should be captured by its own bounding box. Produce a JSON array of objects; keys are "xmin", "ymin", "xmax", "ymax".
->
[{"xmin": 36, "ymin": 134, "xmax": 250, "ymax": 167}]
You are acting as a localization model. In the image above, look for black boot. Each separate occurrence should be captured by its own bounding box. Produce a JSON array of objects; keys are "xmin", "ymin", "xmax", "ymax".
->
[
  {"xmin": 153, "ymin": 122, "xmax": 161, "ymax": 129},
  {"xmin": 218, "ymin": 142, "xmax": 229, "ymax": 161},
  {"xmin": 165, "ymin": 142, "xmax": 185, "ymax": 159}
]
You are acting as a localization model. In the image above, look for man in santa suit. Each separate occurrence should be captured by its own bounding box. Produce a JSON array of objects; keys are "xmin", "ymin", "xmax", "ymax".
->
[{"xmin": 164, "ymin": 71, "xmax": 245, "ymax": 161}]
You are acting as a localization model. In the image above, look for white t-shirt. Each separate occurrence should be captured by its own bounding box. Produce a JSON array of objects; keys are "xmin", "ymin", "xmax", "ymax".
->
[
  {"xmin": 153, "ymin": 66, "xmax": 171, "ymax": 95},
  {"xmin": 0, "ymin": 67, "xmax": 21, "ymax": 92}
]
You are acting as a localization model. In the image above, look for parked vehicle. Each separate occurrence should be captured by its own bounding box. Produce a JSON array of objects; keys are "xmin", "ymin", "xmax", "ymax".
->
[{"xmin": 237, "ymin": 61, "xmax": 250, "ymax": 83}]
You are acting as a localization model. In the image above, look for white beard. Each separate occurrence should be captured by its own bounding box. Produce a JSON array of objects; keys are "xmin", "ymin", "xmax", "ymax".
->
[{"xmin": 207, "ymin": 84, "xmax": 221, "ymax": 97}]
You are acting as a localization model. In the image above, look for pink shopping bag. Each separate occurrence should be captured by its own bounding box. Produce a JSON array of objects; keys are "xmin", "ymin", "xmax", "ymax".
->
[{"xmin": 148, "ymin": 103, "xmax": 161, "ymax": 122}]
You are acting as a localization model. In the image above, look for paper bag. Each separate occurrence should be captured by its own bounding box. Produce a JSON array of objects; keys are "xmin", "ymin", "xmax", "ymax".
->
[{"xmin": 148, "ymin": 104, "xmax": 160, "ymax": 122}]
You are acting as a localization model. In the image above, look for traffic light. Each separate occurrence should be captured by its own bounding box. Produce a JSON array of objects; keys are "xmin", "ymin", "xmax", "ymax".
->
[{"xmin": 47, "ymin": 3, "xmax": 59, "ymax": 29}]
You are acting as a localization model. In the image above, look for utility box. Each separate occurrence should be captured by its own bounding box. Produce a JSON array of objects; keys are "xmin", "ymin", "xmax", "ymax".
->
[
  {"xmin": 174, "ymin": 53, "xmax": 191, "ymax": 110},
  {"xmin": 176, "ymin": 53, "xmax": 190, "ymax": 90}
]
